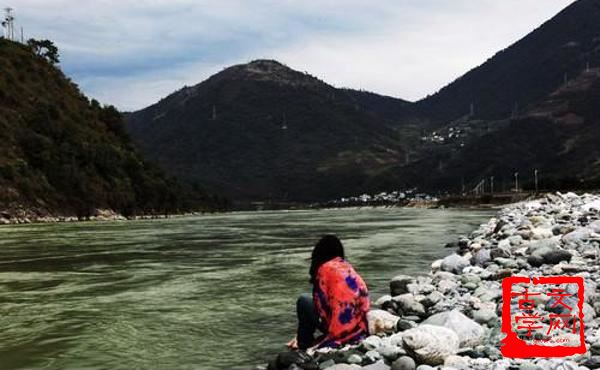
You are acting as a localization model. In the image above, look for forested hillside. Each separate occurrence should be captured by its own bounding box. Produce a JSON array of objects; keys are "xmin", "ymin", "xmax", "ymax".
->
[
  {"xmin": 417, "ymin": 0, "xmax": 600, "ymax": 124},
  {"xmin": 0, "ymin": 39, "xmax": 226, "ymax": 221},
  {"xmin": 127, "ymin": 60, "xmax": 410, "ymax": 201}
]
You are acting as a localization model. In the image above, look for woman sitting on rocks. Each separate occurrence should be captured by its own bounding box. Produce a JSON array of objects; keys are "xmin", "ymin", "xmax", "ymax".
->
[{"xmin": 288, "ymin": 235, "xmax": 370, "ymax": 351}]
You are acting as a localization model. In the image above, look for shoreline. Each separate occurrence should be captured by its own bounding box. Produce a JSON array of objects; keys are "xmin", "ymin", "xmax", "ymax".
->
[
  {"xmin": 264, "ymin": 192, "xmax": 600, "ymax": 370},
  {"xmin": 0, "ymin": 201, "xmax": 503, "ymax": 227},
  {"xmin": 1, "ymin": 190, "xmax": 577, "ymax": 225},
  {"xmin": 0, "ymin": 208, "xmax": 215, "ymax": 226}
]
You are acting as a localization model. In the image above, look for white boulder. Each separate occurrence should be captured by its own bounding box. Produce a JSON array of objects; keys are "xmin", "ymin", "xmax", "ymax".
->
[
  {"xmin": 421, "ymin": 309, "xmax": 485, "ymax": 348},
  {"xmin": 401, "ymin": 324, "xmax": 459, "ymax": 365}
]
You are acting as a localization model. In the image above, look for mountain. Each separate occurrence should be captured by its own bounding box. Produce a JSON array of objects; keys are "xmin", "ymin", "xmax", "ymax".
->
[
  {"xmin": 417, "ymin": 0, "xmax": 600, "ymax": 124},
  {"xmin": 127, "ymin": 0, "xmax": 600, "ymax": 202},
  {"xmin": 0, "ymin": 39, "xmax": 225, "ymax": 220},
  {"xmin": 376, "ymin": 66, "xmax": 600, "ymax": 193},
  {"xmin": 450, "ymin": 66, "xmax": 600, "ymax": 190},
  {"xmin": 127, "ymin": 60, "xmax": 412, "ymax": 202},
  {"xmin": 340, "ymin": 89, "xmax": 416, "ymax": 124}
]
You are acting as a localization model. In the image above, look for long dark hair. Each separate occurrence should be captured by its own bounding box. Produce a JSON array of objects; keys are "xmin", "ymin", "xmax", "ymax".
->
[{"xmin": 309, "ymin": 234, "xmax": 345, "ymax": 284}]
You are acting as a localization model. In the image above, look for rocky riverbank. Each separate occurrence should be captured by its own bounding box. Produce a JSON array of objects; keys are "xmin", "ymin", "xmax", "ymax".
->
[
  {"xmin": 0, "ymin": 207, "xmax": 206, "ymax": 225},
  {"xmin": 264, "ymin": 192, "xmax": 600, "ymax": 370}
]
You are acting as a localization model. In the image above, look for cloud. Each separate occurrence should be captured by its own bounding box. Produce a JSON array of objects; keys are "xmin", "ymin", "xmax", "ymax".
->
[
  {"xmin": 10, "ymin": 0, "xmax": 575, "ymax": 110},
  {"xmin": 272, "ymin": 0, "xmax": 578, "ymax": 100}
]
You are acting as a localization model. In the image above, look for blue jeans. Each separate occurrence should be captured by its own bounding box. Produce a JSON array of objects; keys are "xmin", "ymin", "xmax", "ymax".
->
[{"xmin": 296, "ymin": 293, "xmax": 325, "ymax": 350}]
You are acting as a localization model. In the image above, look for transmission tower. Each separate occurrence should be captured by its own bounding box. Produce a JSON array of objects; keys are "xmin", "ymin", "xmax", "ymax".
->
[{"xmin": 2, "ymin": 7, "xmax": 15, "ymax": 40}]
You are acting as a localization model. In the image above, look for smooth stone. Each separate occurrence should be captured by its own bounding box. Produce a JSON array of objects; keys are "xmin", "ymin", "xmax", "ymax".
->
[
  {"xmin": 431, "ymin": 259, "xmax": 443, "ymax": 271},
  {"xmin": 367, "ymin": 310, "xmax": 400, "ymax": 335},
  {"xmin": 590, "ymin": 220, "xmax": 600, "ymax": 233},
  {"xmin": 463, "ymin": 265, "xmax": 484, "ymax": 275},
  {"xmin": 326, "ymin": 365, "xmax": 361, "ymax": 370},
  {"xmin": 421, "ymin": 309, "xmax": 485, "ymax": 348},
  {"xmin": 407, "ymin": 283, "xmax": 435, "ymax": 295},
  {"xmin": 319, "ymin": 359, "xmax": 336, "ymax": 370},
  {"xmin": 391, "ymin": 275, "xmax": 415, "ymax": 296},
  {"xmin": 553, "ymin": 224, "xmax": 575, "ymax": 235},
  {"xmin": 594, "ymin": 302, "xmax": 600, "ymax": 317},
  {"xmin": 457, "ymin": 348, "xmax": 486, "ymax": 359},
  {"xmin": 526, "ymin": 241, "xmax": 572, "ymax": 266},
  {"xmin": 563, "ymin": 227, "xmax": 593, "ymax": 245},
  {"xmin": 432, "ymin": 271, "xmax": 459, "ymax": 284},
  {"xmin": 364, "ymin": 350, "xmax": 382, "ymax": 363},
  {"xmin": 472, "ymin": 308, "xmax": 498, "ymax": 325},
  {"xmin": 527, "ymin": 254, "xmax": 545, "ymax": 267},
  {"xmin": 529, "ymin": 215, "xmax": 550, "ymax": 226},
  {"xmin": 460, "ymin": 274, "xmax": 481, "ymax": 285},
  {"xmin": 491, "ymin": 359, "xmax": 511, "ymax": 370},
  {"xmin": 441, "ymin": 254, "xmax": 471, "ymax": 274},
  {"xmin": 402, "ymin": 324, "xmax": 459, "ymax": 366},
  {"xmin": 415, "ymin": 366, "xmax": 435, "ymax": 370},
  {"xmin": 389, "ymin": 332, "xmax": 405, "ymax": 347},
  {"xmin": 497, "ymin": 238, "xmax": 511, "ymax": 250},
  {"xmin": 375, "ymin": 295, "xmax": 393, "ymax": 307},
  {"xmin": 471, "ymin": 358, "xmax": 493, "ymax": 368},
  {"xmin": 583, "ymin": 200, "xmax": 600, "ymax": 212},
  {"xmin": 463, "ymin": 282, "xmax": 478, "ymax": 290},
  {"xmin": 420, "ymin": 291, "xmax": 444, "ymax": 307},
  {"xmin": 509, "ymin": 235, "xmax": 523, "ymax": 246},
  {"xmin": 492, "ymin": 269, "xmax": 512, "ymax": 281},
  {"xmin": 437, "ymin": 279, "xmax": 459, "ymax": 294},
  {"xmin": 584, "ymin": 302, "xmax": 596, "ymax": 322},
  {"xmin": 391, "ymin": 356, "xmax": 416, "ymax": 370},
  {"xmin": 491, "ymin": 246, "xmax": 511, "ymax": 260},
  {"xmin": 377, "ymin": 344, "xmax": 403, "ymax": 361},
  {"xmin": 382, "ymin": 300, "xmax": 400, "ymax": 314},
  {"xmin": 347, "ymin": 354, "xmax": 362, "ymax": 365},
  {"xmin": 591, "ymin": 341, "xmax": 600, "ymax": 355},
  {"xmin": 493, "ymin": 257, "xmax": 518, "ymax": 269},
  {"xmin": 583, "ymin": 356, "xmax": 600, "ymax": 369},
  {"xmin": 331, "ymin": 350, "xmax": 362, "ymax": 365},
  {"xmin": 470, "ymin": 242, "xmax": 482, "ymax": 251},
  {"xmin": 392, "ymin": 294, "xmax": 426, "ymax": 317},
  {"xmin": 543, "ymin": 249, "xmax": 572, "ymax": 265},
  {"xmin": 493, "ymin": 220, "xmax": 508, "ymax": 234},
  {"xmin": 396, "ymin": 319, "xmax": 418, "ymax": 332},
  {"xmin": 526, "ymin": 239, "xmax": 559, "ymax": 254},
  {"xmin": 531, "ymin": 227, "xmax": 553, "ymax": 240},
  {"xmin": 516, "ymin": 229, "xmax": 533, "ymax": 240},
  {"xmin": 473, "ymin": 284, "xmax": 502, "ymax": 302},
  {"xmin": 361, "ymin": 360, "xmax": 391, "ymax": 370},
  {"xmin": 444, "ymin": 355, "xmax": 470, "ymax": 370},
  {"xmin": 552, "ymin": 360, "xmax": 581, "ymax": 370},
  {"xmin": 361, "ymin": 335, "xmax": 383, "ymax": 351},
  {"xmin": 518, "ymin": 363, "xmax": 542, "ymax": 370},
  {"xmin": 559, "ymin": 264, "xmax": 586, "ymax": 273}
]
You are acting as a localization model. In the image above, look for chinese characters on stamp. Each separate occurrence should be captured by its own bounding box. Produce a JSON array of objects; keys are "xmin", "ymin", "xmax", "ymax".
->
[{"xmin": 501, "ymin": 276, "xmax": 586, "ymax": 358}]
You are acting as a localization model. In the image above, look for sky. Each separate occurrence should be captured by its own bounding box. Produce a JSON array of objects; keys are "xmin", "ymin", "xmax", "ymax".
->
[{"xmin": 9, "ymin": 0, "xmax": 576, "ymax": 111}]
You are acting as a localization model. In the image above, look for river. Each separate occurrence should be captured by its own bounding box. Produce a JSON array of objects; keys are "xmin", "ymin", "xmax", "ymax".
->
[{"xmin": 0, "ymin": 207, "xmax": 496, "ymax": 370}]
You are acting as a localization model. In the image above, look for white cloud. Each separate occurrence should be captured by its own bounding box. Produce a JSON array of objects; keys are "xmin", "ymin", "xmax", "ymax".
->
[
  {"xmin": 77, "ymin": 60, "xmax": 228, "ymax": 112},
  {"xmin": 9, "ymin": 0, "xmax": 575, "ymax": 110},
  {"xmin": 271, "ymin": 0, "xmax": 577, "ymax": 100}
]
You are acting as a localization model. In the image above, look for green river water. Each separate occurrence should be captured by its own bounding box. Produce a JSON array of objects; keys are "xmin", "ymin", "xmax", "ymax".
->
[{"xmin": 0, "ymin": 207, "xmax": 496, "ymax": 370}]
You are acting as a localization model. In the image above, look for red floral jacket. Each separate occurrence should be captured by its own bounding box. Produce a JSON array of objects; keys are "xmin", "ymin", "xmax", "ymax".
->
[{"xmin": 313, "ymin": 257, "xmax": 370, "ymax": 347}]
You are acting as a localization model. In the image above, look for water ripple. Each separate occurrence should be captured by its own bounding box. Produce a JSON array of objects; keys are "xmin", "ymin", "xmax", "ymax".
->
[{"xmin": 0, "ymin": 208, "xmax": 494, "ymax": 370}]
